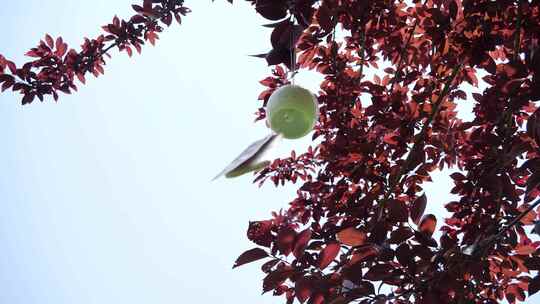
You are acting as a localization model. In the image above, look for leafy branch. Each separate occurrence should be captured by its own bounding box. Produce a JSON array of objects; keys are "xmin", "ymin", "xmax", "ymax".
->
[{"xmin": 0, "ymin": 0, "xmax": 190, "ymax": 104}]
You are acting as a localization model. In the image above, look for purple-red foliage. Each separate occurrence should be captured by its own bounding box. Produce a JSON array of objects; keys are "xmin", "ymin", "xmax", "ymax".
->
[
  {"xmin": 239, "ymin": 0, "xmax": 540, "ymax": 303},
  {"xmin": 0, "ymin": 0, "xmax": 190, "ymax": 104},
  {"xmin": 3, "ymin": 0, "xmax": 540, "ymax": 303}
]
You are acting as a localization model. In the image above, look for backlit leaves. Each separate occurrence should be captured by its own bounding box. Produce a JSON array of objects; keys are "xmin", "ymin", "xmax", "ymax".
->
[
  {"xmin": 263, "ymin": 266, "xmax": 294, "ymax": 293},
  {"xmin": 317, "ymin": 242, "xmax": 340, "ymax": 270},
  {"xmin": 241, "ymin": 0, "xmax": 540, "ymax": 302},
  {"xmin": 247, "ymin": 220, "xmax": 273, "ymax": 247},
  {"xmin": 418, "ymin": 214, "xmax": 437, "ymax": 236},
  {"xmin": 388, "ymin": 199, "xmax": 408, "ymax": 223},
  {"xmin": 364, "ymin": 264, "xmax": 394, "ymax": 281},
  {"xmin": 295, "ymin": 278, "xmax": 313, "ymax": 303},
  {"xmin": 389, "ymin": 226, "xmax": 414, "ymax": 244},
  {"xmin": 337, "ymin": 227, "xmax": 366, "ymax": 247},
  {"xmin": 410, "ymin": 194, "xmax": 427, "ymax": 224},
  {"xmin": 350, "ymin": 245, "xmax": 381, "ymax": 265},
  {"xmin": 293, "ymin": 228, "xmax": 312, "ymax": 258},
  {"xmin": 0, "ymin": 0, "xmax": 190, "ymax": 104},
  {"xmin": 277, "ymin": 226, "xmax": 297, "ymax": 256}
]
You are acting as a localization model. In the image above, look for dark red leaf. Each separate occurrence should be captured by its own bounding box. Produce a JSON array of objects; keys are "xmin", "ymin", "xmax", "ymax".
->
[
  {"xmin": 45, "ymin": 34, "xmax": 54, "ymax": 49},
  {"xmin": 247, "ymin": 220, "xmax": 273, "ymax": 247},
  {"xmin": 388, "ymin": 200, "xmax": 408, "ymax": 223},
  {"xmin": 395, "ymin": 244, "xmax": 413, "ymax": 266},
  {"xmin": 263, "ymin": 267, "xmax": 294, "ymax": 293},
  {"xmin": 277, "ymin": 226, "xmax": 297, "ymax": 256},
  {"xmin": 350, "ymin": 245, "xmax": 381, "ymax": 264},
  {"xmin": 317, "ymin": 242, "xmax": 340, "ymax": 270},
  {"xmin": 132, "ymin": 4, "xmax": 144, "ymax": 13},
  {"xmin": 364, "ymin": 264, "xmax": 394, "ymax": 281},
  {"xmin": 55, "ymin": 38, "xmax": 67, "ymax": 57},
  {"xmin": 337, "ymin": 227, "xmax": 366, "ymax": 247},
  {"xmin": 250, "ymin": 53, "xmax": 269, "ymax": 59},
  {"xmin": 1, "ymin": 80, "xmax": 14, "ymax": 92},
  {"xmin": 295, "ymin": 278, "xmax": 313, "ymax": 303},
  {"xmin": 414, "ymin": 231, "xmax": 438, "ymax": 247},
  {"xmin": 162, "ymin": 12, "xmax": 173, "ymax": 26},
  {"xmin": 343, "ymin": 261, "xmax": 364, "ymax": 284},
  {"xmin": 146, "ymin": 31, "xmax": 158, "ymax": 46},
  {"xmin": 261, "ymin": 259, "xmax": 280, "ymax": 273},
  {"xmin": 21, "ymin": 92, "xmax": 35, "ymax": 105},
  {"xmin": 270, "ymin": 22, "xmax": 303, "ymax": 50},
  {"xmin": 450, "ymin": 172, "xmax": 466, "ymax": 181},
  {"xmin": 367, "ymin": 221, "xmax": 388, "ymax": 244},
  {"xmin": 293, "ymin": 228, "xmax": 312, "ymax": 258},
  {"xmin": 271, "ymin": 21, "xmax": 292, "ymax": 49},
  {"xmin": 131, "ymin": 15, "xmax": 147, "ymax": 24},
  {"xmin": 233, "ymin": 248, "xmax": 269, "ymax": 269},
  {"xmin": 418, "ymin": 214, "xmax": 437, "ymax": 236},
  {"xmin": 12, "ymin": 83, "xmax": 25, "ymax": 91},
  {"xmin": 255, "ymin": 0, "xmax": 288, "ymax": 21},
  {"xmin": 410, "ymin": 194, "xmax": 427, "ymax": 225},
  {"xmin": 0, "ymin": 74, "xmax": 14, "ymax": 84},
  {"xmin": 76, "ymin": 72, "xmax": 86, "ymax": 84},
  {"xmin": 262, "ymin": 19, "xmax": 289, "ymax": 28},
  {"xmin": 7, "ymin": 61, "xmax": 16, "ymax": 74},
  {"xmin": 25, "ymin": 50, "xmax": 39, "ymax": 58},
  {"xmin": 316, "ymin": 4, "xmax": 333, "ymax": 33},
  {"xmin": 174, "ymin": 13, "xmax": 182, "ymax": 25},
  {"xmin": 265, "ymin": 47, "xmax": 289, "ymax": 66},
  {"xmin": 389, "ymin": 226, "xmax": 414, "ymax": 244}
]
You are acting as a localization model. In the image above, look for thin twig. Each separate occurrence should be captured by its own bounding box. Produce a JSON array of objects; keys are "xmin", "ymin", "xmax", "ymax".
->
[
  {"xmin": 395, "ymin": 64, "xmax": 461, "ymax": 185},
  {"xmin": 513, "ymin": 0, "xmax": 523, "ymax": 62},
  {"xmin": 465, "ymin": 0, "xmax": 525, "ymax": 235},
  {"xmin": 357, "ymin": 29, "xmax": 366, "ymax": 89},
  {"xmin": 495, "ymin": 198, "xmax": 540, "ymax": 240},
  {"xmin": 377, "ymin": 63, "xmax": 462, "ymax": 220},
  {"xmin": 389, "ymin": 20, "xmax": 419, "ymax": 93}
]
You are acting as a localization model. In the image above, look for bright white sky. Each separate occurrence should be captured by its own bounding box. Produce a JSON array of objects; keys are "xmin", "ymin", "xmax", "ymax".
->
[{"xmin": 0, "ymin": 1, "xmax": 535, "ymax": 304}]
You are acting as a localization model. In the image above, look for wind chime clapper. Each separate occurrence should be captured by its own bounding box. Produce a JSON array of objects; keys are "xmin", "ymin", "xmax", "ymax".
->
[
  {"xmin": 212, "ymin": 133, "xmax": 282, "ymax": 181},
  {"xmin": 213, "ymin": 21, "xmax": 319, "ymax": 180}
]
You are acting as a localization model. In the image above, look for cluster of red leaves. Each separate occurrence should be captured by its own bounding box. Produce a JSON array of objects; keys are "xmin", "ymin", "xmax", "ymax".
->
[
  {"xmin": 0, "ymin": 0, "xmax": 190, "ymax": 104},
  {"xmin": 232, "ymin": 0, "xmax": 540, "ymax": 303}
]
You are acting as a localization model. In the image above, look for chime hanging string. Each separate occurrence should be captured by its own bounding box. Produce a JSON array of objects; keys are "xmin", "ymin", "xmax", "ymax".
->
[{"xmin": 290, "ymin": 17, "xmax": 297, "ymax": 85}]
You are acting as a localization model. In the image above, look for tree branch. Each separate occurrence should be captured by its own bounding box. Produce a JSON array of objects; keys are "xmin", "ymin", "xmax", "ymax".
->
[{"xmin": 0, "ymin": 0, "xmax": 190, "ymax": 104}]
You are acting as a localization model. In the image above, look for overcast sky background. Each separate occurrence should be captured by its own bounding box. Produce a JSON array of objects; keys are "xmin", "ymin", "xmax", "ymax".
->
[{"xmin": 0, "ymin": 1, "xmax": 535, "ymax": 304}]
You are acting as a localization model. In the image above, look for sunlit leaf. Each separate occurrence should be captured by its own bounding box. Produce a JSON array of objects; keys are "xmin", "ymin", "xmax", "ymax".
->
[
  {"xmin": 317, "ymin": 242, "xmax": 340, "ymax": 270},
  {"xmin": 337, "ymin": 227, "xmax": 366, "ymax": 247}
]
